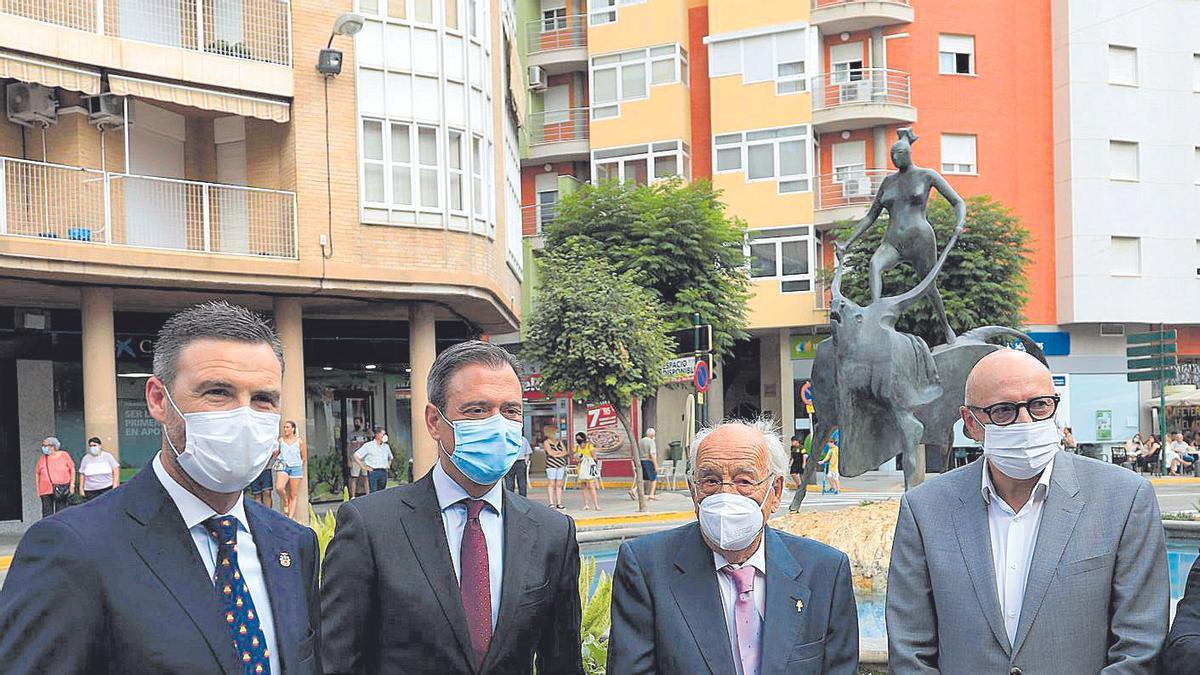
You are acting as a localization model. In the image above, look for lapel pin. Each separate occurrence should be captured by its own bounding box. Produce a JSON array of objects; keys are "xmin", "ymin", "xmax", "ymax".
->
[
  {"xmin": 278, "ymin": 552, "xmax": 292, "ymax": 568},
  {"xmin": 795, "ymin": 599, "xmax": 804, "ymax": 613}
]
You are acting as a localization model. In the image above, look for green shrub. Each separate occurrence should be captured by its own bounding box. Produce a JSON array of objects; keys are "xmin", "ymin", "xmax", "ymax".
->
[
  {"xmin": 310, "ymin": 452, "xmax": 344, "ymax": 497},
  {"xmin": 309, "ymin": 507, "xmax": 338, "ymax": 580},
  {"xmin": 578, "ymin": 556, "xmax": 613, "ymax": 675}
]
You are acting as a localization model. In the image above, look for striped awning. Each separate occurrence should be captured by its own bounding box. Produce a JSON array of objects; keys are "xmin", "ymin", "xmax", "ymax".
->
[
  {"xmin": 108, "ymin": 75, "xmax": 290, "ymax": 123},
  {"xmin": 0, "ymin": 52, "xmax": 101, "ymax": 95}
]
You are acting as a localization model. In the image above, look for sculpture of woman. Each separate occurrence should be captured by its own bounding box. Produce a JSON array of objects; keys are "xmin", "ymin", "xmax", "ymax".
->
[{"xmin": 836, "ymin": 129, "xmax": 966, "ymax": 345}]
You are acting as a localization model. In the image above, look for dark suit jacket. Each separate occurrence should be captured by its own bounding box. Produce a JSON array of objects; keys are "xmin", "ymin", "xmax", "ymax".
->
[
  {"xmin": 1166, "ymin": 551, "xmax": 1200, "ymax": 674},
  {"xmin": 0, "ymin": 465, "xmax": 322, "ymax": 674},
  {"xmin": 319, "ymin": 473, "xmax": 583, "ymax": 675},
  {"xmin": 606, "ymin": 522, "xmax": 859, "ymax": 674}
]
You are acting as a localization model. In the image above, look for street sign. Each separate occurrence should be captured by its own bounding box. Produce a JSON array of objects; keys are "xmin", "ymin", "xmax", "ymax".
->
[
  {"xmin": 1127, "ymin": 356, "xmax": 1177, "ymax": 370},
  {"xmin": 799, "ymin": 381, "xmax": 813, "ymax": 405},
  {"xmin": 1126, "ymin": 330, "xmax": 1176, "ymax": 345},
  {"xmin": 693, "ymin": 359, "xmax": 710, "ymax": 393},
  {"xmin": 1126, "ymin": 343, "xmax": 1177, "ymax": 358},
  {"xmin": 670, "ymin": 325, "xmax": 713, "ymax": 355},
  {"xmin": 661, "ymin": 356, "xmax": 696, "ymax": 383},
  {"xmin": 1128, "ymin": 369, "xmax": 1175, "ymax": 383}
]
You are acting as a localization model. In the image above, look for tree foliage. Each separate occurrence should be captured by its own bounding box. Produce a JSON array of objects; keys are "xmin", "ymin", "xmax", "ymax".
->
[
  {"xmin": 831, "ymin": 195, "xmax": 1031, "ymax": 347},
  {"xmin": 524, "ymin": 241, "xmax": 673, "ymax": 407},
  {"xmin": 541, "ymin": 179, "xmax": 751, "ymax": 358}
]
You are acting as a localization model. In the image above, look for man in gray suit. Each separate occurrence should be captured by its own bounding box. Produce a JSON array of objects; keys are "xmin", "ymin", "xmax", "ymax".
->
[
  {"xmin": 607, "ymin": 419, "xmax": 858, "ymax": 674},
  {"xmin": 887, "ymin": 349, "xmax": 1168, "ymax": 674}
]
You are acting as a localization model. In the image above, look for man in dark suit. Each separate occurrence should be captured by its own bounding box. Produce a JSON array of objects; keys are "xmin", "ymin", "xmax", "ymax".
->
[
  {"xmin": 607, "ymin": 420, "xmax": 859, "ymax": 675},
  {"xmin": 1166, "ymin": 554, "xmax": 1200, "ymax": 673},
  {"xmin": 0, "ymin": 301, "xmax": 321, "ymax": 674},
  {"xmin": 320, "ymin": 340, "xmax": 582, "ymax": 674}
]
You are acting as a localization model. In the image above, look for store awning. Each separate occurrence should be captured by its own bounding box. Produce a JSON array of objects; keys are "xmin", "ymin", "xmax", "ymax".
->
[
  {"xmin": 0, "ymin": 52, "xmax": 100, "ymax": 95},
  {"xmin": 108, "ymin": 75, "xmax": 290, "ymax": 123}
]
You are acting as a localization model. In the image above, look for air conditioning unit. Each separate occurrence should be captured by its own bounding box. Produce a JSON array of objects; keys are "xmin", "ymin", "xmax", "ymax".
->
[
  {"xmin": 1100, "ymin": 323, "xmax": 1126, "ymax": 337},
  {"xmin": 842, "ymin": 176, "xmax": 872, "ymax": 197},
  {"xmin": 87, "ymin": 93, "xmax": 125, "ymax": 128},
  {"xmin": 838, "ymin": 79, "xmax": 872, "ymax": 103},
  {"xmin": 528, "ymin": 65, "xmax": 547, "ymax": 91},
  {"xmin": 6, "ymin": 82, "xmax": 57, "ymax": 128}
]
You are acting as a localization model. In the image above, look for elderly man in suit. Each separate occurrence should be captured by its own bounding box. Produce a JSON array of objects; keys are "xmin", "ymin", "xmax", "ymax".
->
[
  {"xmin": 0, "ymin": 301, "xmax": 322, "ymax": 674},
  {"xmin": 320, "ymin": 340, "xmax": 582, "ymax": 674},
  {"xmin": 607, "ymin": 418, "xmax": 859, "ymax": 675},
  {"xmin": 887, "ymin": 349, "xmax": 1168, "ymax": 673}
]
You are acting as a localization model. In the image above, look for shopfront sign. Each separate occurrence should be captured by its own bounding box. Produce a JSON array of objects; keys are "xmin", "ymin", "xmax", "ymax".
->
[
  {"xmin": 115, "ymin": 336, "xmax": 155, "ymax": 359},
  {"xmin": 586, "ymin": 403, "xmax": 618, "ymax": 430},
  {"xmin": 789, "ymin": 336, "xmax": 827, "ymax": 360},
  {"xmin": 1095, "ymin": 409, "xmax": 1113, "ymax": 441},
  {"xmin": 662, "ymin": 356, "xmax": 696, "ymax": 383},
  {"xmin": 1026, "ymin": 331, "xmax": 1071, "ymax": 357}
]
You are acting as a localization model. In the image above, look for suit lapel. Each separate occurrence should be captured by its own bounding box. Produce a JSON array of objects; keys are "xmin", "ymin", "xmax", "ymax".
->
[
  {"xmin": 125, "ymin": 469, "xmax": 239, "ymax": 675},
  {"xmin": 399, "ymin": 475, "xmax": 476, "ymax": 670},
  {"xmin": 669, "ymin": 524, "xmax": 738, "ymax": 674},
  {"xmin": 1012, "ymin": 453, "xmax": 1083, "ymax": 656},
  {"xmin": 246, "ymin": 504, "xmax": 305, "ymax": 674},
  {"xmin": 480, "ymin": 490, "xmax": 539, "ymax": 673},
  {"xmin": 952, "ymin": 460, "xmax": 1012, "ymax": 655},
  {"xmin": 759, "ymin": 528, "xmax": 808, "ymax": 675}
]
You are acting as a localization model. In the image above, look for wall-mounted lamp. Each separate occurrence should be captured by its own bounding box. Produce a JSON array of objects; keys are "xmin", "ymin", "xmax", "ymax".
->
[{"xmin": 317, "ymin": 13, "xmax": 365, "ymax": 77}]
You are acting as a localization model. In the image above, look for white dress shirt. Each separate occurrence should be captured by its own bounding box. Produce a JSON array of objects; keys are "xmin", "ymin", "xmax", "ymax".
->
[
  {"xmin": 981, "ymin": 457, "xmax": 1054, "ymax": 645},
  {"xmin": 713, "ymin": 542, "xmax": 767, "ymax": 675},
  {"xmin": 152, "ymin": 455, "xmax": 279, "ymax": 675},
  {"xmin": 354, "ymin": 440, "xmax": 393, "ymax": 469},
  {"xmin": 433, "ymin": 461, "xmax": 504, "ymax": 629}
]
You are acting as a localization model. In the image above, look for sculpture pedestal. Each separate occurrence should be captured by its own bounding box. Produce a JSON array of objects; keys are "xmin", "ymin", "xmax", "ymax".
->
[{"xmin": 774, "ymin": 499, "xmax": 900, "ymax": 593}]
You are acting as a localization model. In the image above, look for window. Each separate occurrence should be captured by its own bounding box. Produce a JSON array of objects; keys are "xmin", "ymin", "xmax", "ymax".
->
[
  {"xmin": 714, "ymin": 126, "xmax": 811, "ymax": 193},
  {"xmin": 708, "ymin": 28, "xmax": 807, "ymax": 94},
  {"xmin": 1109, "ymin": 140, "xmax": 1139, "ymax": 181},
  {"xmin": 363, "ymin": 120, "xmax": 387, "ymax": 203},
  {"xmin": 588, "ymin": 0, "xmax": 644, "ymax": 26},
  {"xmin": 1195, "ymin": 239, "xmax": 1200, "ymax": 277},
  {"xmin": 472, "ymin": 135, "xmax": 485, "ymax": 216},
  {"xmin": 593, "ymin": 140, "xmax": 689, "ymax": 184},
  {"xmin": 746, "ymin": 226, "xmax": 817, "ymax": 293},
  {"xmin": 1110, "ymin": 236, "xmax": 1140, "ymax": 276},
  {"xmin": 590, "ymin": 45, "xmax": 686, "ymax": 118},
  {"xmin": 941, "ymin": 134, "xmax": 977, "ymax": 174},
  {"xmin": 939, "ymin": 34, "xmax": 974, "ymax": 75},
  {"xmin": 417, "ymin": 126, "xmax": 440, "ymax": 208},
  {"xmin": 540, "ymin": 0, "xmax": 566, "ymax": 31},
  {"xmin": 447, "ymin": 130, "xmax": 465, "ymax": 212},
  {"xmin": 536, "ymin": 189, "xmax": 558, "ymax": 231},
  {"xmin": 1107, "ymin": 45, "xmax": 1137, "ymax": 86},
  {"xmin": 832, "ymin": 141, "xmax": 866, "ymax": 183}
]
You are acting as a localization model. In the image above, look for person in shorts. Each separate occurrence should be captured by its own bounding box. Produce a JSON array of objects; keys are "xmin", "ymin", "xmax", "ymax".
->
[
  {"xmin": 249, "ymin": 440, "xmax": 279, "ymax": 508},
  {"xmin": 346, "ymin": 416, "xmax": 370, "ymax": 498}
]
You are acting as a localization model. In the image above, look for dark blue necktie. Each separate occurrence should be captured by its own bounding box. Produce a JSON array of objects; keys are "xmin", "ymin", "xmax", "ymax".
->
[{"xmin": 203, "ymin": 516, "xmax": 271, "ymax": 675}]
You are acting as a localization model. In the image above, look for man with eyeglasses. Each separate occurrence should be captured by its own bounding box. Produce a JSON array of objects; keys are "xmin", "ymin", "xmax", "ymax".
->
[
  {"xmin": 887, "ymin": 349, "xmax": 1168, "ymax": 674},
  {"xmin": 607, "ymin": 418, "xmax": 859, "ymax": 674},
  {"xmin": 320, "ymin": 340, "xmax": 583, "ymax": 674}
]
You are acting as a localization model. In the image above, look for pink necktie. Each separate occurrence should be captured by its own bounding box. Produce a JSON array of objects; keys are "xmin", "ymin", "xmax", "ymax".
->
[
  {"xmin": 460, "ymin": 499, "xmax": 492, "ymax": 668},
  {"xmin": 723, "ymin": 565, "xmax": 762, "ymax": 675}
]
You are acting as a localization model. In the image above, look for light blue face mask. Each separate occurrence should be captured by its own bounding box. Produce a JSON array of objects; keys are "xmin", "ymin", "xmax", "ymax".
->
[{"xmin": 438, "ymin": 410, "xmax": 524, "ymax": 486}]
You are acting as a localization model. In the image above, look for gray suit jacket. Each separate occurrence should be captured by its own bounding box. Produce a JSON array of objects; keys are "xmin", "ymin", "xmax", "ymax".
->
[{"xmin": 886, "ymin": 452, "xmax": 1168, "ymax": 674}]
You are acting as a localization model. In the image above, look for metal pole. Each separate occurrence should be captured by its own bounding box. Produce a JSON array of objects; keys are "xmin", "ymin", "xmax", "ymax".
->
[
  {"xmin": 1160, "ymin": 322, "xmax": 1167, "ymax": 476},
  {"xmin": 693, "ymin": 312, "xmax": 703, "ymax": 429},
  {"xmin": 0, "ymin": 157, "xmax": 7, "ymax": 235}
]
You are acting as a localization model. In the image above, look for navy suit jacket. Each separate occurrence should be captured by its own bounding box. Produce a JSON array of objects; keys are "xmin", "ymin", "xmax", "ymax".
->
[
  {"xmin": 0, "ymin": 465, "xmax": 322, "ymax": 674},
  {"xmin": 1166, "ymin": 551, "xmax": 1200, "ymax": 674},
  {"xmin": 606, "ymin": 522, "xmax": 859, "ymax": 674}
]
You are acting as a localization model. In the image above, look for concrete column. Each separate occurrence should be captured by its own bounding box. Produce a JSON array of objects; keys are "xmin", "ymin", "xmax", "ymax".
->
[
  {"xmin": 81, "ymin": 287, "xmax": 119, "ymax": 459},
  {"xmin": 409, "ymin": 303, "xmax": 438, "ymax": 479},
  {"xmin": 274, "ymin": 297, "xmax": 309, "ymax": 523},
  {"xmin": 873, "ymin": 126, "xmax": 888, "ymax": 170},
  {"xmin": 871, "ymin": 28, "xmax": 885, "ymax": 68},
  {"xmin": 758, "ymin": 333, "xmax": 782, "ymax": 423},
  {"xmin": 778, "ymin": 328, "xmax": 796, "ymax": 442}
]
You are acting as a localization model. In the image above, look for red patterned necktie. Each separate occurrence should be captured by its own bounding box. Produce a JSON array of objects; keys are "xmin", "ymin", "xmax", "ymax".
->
[{"xmin": 460, "ymin": 498, "xmax": 492, "ymax": 667}]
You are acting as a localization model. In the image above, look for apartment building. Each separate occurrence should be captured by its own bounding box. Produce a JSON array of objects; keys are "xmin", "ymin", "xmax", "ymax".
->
[{"xmin": 0, "ymin": 0, "xmax": 526, "ymax": 531}]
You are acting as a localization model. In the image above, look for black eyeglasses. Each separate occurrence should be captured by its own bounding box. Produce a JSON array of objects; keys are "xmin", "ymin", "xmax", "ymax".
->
[{"xmin": 968, "ymin": 394, "xmax": 1060, "ymax": 427}]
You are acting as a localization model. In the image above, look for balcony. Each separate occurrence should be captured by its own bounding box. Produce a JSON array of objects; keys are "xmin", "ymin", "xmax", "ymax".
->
[
  {"xmin": 810, "ymin": 0, "xmax": 913, "ymax": 33},
  {"xmin": 526, "ymin": 107, "xmax": 590, "ymax": 163},
  {"xmin": 526, "ymin": 15, "xmax": 587, "ymax": 74},
  {"xmin": 1, "ymin": 0, "xmax": 292, "ymax": 66},
  {"xmin": 815, "ymin": 168, "xmax": 887, "ymax": 227},
  {"xmin": 521, "ymin": 201, "xmax": 559, "ymax": 237},
  {"xmin": 0, "ymin": 157, "xmax": 297, "ymax": 258},
  {"xmin": 810, "ymin": 68, "xmax": 916, "ymax": 133}
]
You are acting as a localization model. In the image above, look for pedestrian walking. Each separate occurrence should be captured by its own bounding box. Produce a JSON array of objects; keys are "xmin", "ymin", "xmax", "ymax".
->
[
  {"xmin": 789, "ymin": 432, "xmax": 808, "ymax": 489},
  {"xmin": 35, "ymin": 437, "xmax": 75, "ymax": 517},
  {"xmin": 77, "ymin": 436, "xmax": 119, "ymax": 501},
  {"xmin": 632, "ymin": 428, "xmax": 658, "ymax": 501},
  {"xmin": 353, "ymin": 427, "xmax": 393, "ymax": 494},
  {"xmin": 544, "ymin": 426, "xmax": 567, "ymax": 509},
  {"xmin": 504, "ymin": 433, "xmax": 532, "ymax": 496},
  {"xmin": 346, "ymin": 416, "xmax": 370, "ymax": 499},
  {"xmin": 275, "ymin": 420, "xmax": 307, "ymax": 519},
  {"xmin": 575, "ymin": 432, "xmax": 601, "ymax": 511}
]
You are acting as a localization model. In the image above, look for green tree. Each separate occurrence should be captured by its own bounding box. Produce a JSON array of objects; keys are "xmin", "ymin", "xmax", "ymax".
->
[
  {"xmin": 542, "ymin": 179, "xmax": 751, "ymax": 359},
  {"xmin": 832, "ymin": 195, "xmax": 1031, "ymax": 346},
  {"xmin": 524, "ymin": 241, "xmax": 673, "ymax": 511}
]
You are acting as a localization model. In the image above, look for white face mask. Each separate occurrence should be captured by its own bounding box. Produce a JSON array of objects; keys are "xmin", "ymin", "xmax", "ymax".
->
[
  {"xmin": 162, "ymin": 387, "xmax": 280, "ymax": 493},
  {"xmin": 697, "ymin": 481, "xmax": 773, "ymax": 552},
  {"xmin": 88, "ymin": 445, "xmax": 101, "ymax": 456},
  {"xmin": 973, "ymin": 415, "xmax": 1060, "ymax": 480}
]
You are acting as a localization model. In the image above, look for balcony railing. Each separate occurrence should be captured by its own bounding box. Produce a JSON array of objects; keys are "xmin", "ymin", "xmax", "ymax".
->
[
  {"xmin": 0, "ymin": 157, "xmax": 297, "ymax": 258},
  {"xmin": 521, "ymin": 202, "xmax": 559, "ymax": 235},
  {"xmin": 1, "ymin": 0, "xmax": 291, "ymax": 66},
  {"xmin": 816, "ymin": 168, "xmax": 888, "ymax": 211},
  {"xmin": 528, "ymin": 107, "xmax": 590, "ymax": 146},
  {"xmin": 526, "ymin": 14, "xmax": 587, "ymax": 54},
  {"xmin": 812, "ymin": 0, "xmax": 909, "ymax": 8},
  {"xmin": 811, "ymin": 68, "xmax": 911, "ymax": 111}
]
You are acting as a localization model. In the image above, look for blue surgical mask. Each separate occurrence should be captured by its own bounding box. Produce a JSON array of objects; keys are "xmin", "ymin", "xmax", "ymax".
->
[
  {"xmin": 438, "ymin": 410, "xmax": 523, "ymax": 486},
  {"xmin": 40, "ymin": 446, "xmax": 51, "ymax": 456}
]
